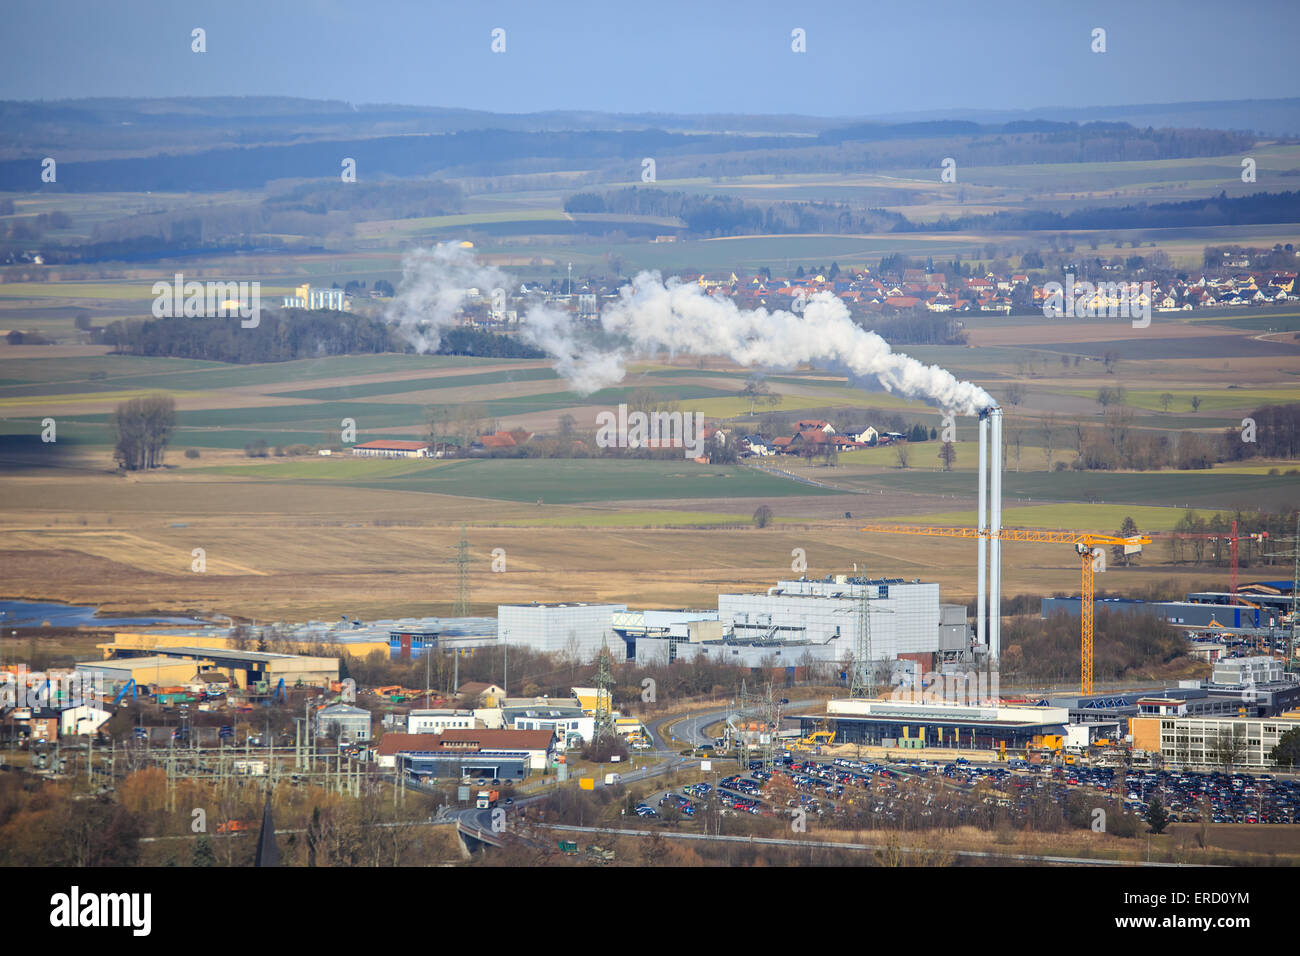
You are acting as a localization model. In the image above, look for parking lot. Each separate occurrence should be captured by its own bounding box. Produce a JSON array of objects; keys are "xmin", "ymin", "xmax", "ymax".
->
[{"xmin": 632, "ymin": 753, "xmax": 1300, "ymax": 830}]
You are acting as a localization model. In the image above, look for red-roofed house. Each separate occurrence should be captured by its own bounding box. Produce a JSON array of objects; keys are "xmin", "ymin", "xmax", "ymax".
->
[
  {"xmin": 794, "ymin": 419, "xmax": 835, "ymax": 434},
  {"xmin": 474, "ymin": 429, "xmax": 534, "ymax": 452}
]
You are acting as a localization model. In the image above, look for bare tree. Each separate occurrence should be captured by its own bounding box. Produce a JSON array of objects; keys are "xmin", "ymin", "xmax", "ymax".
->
[
  {"xmin": 895, "ymin": 444, "xmax": 910, "ymax": 469},
  {"xmin": 1095, "ymin": 386, "xmax": 1126, "ymax": 410},
  {"xmin": 1042, "ymin": 412, "xmax": 1058, "ymax": 470},
  {"xmin": 426, "ymin": 404, "xmax": 453, "ymax": 455},
  {"xmin": 112, "ymin": 394, "xmax": 176, "ymax": 470},
  {"xmin": 1008, "ymin": 422, "xmax": 1025, "ymax": 471},
  {"xmin": 937, "ymin": 441, "xmax": 956, "ymax": 471},
  {"xmin": 1211, "ymin": 725, "xmax": 1247, "ymax": 772},
  {"xmin": 453, "ymin": 403, "xmax": 488, "ymax": 451}
]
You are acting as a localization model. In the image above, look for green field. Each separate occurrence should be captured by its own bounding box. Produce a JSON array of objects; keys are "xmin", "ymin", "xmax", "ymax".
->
[
  {"xmin": 839, "ymin": 468, "xmax": 1300, "ymax": 511},
  {"xmin": 0, "ymin": 353, "xmax": 494, "ymax": 394},
  {"xmin": 1063, "ymin": 387, "xmax": 1300, "ymax": 413},
  {"xmin": 195, "ymin": 457, "xmax": 453, "ymax": 479},
  {"xmin": 334, "ymin": 458, "xmax": 842, "ymax": 503},
  {"xmin": 266, "ymin": 366, "xmax": 559, "ymax": 400},
  {"xmin": 188, "ymin": 456, "xmax": 843, "ymax": 503},
  {"xmin": 888, "ymin": 503, "xmax": 1230, "ymax": 533}
]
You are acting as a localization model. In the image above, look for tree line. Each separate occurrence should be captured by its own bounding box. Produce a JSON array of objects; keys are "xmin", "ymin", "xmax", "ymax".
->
[
  {"xmin": 902, "ymin": 190, "xmax": 1300, "ymax": 234},
  {"xmin": 1221, "ymin": 404, "xmax": 1300, "ymax": 461},
  {"xmin": 1000, "ymin": 609, "xmax": 1186, "ymax": 683},
  {"xmin": 564, "ymin": 186, "xmax": 904, "ymax": 237},
  {"xmin": 1017, "ymin": 404, "xmax": 1300, "ymax": 475},
  {"xmin": 102, "ymin": 312, "xmax": 542, "ymax": 364}
]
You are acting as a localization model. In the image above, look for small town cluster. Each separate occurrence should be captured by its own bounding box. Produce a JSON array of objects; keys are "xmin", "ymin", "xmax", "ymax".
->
[{"xmin": 458, "ymin": 262, "xmax": 1300, "ymax": 326}]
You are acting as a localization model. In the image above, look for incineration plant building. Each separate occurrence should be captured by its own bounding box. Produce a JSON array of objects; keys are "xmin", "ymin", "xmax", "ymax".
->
[
  {"xmin": 496, "ymin": 602, "xmax": 627, "ymax": 661},
  {"xmin": 716, "ymin": 577, "xmax": 963, "ymax": 661},
  {"xmin": 494, "ymin": 575, "xmax": 972, "ymax": 670}
]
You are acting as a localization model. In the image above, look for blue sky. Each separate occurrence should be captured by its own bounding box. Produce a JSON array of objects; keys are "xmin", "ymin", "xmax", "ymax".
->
[{"xmin": 3, "ymin": 0, "xmax": 1297, "ymax": 116}]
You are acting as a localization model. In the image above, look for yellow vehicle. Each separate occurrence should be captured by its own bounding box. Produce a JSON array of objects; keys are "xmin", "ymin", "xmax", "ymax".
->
[{"xmin": 792, "ymin": 730, "xmax": 835, "ymax": 751}]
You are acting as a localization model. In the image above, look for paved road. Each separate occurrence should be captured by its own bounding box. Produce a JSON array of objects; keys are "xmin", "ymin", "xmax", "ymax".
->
[
  {"xmin": 532, "ymin": 823, "xmax": 1208, "ymax": 867},
  {"xmin": 663, "ymin": 697, "xmax": 825, "ymax": 749}
]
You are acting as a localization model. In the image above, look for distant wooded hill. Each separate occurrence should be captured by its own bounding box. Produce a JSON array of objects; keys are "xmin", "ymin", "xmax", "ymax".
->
[{"xmin": 0, "ymin": 95, "xmax": 1263, "ymax": 192}]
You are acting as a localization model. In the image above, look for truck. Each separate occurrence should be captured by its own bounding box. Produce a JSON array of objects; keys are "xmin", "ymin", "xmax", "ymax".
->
[
  {"xmin": 475, "ymin": 789, "xmax": 499, "ymax": 809},
  {"xmin": 604, "ymin": 772, "xmax": 621, "ymax": 786}
]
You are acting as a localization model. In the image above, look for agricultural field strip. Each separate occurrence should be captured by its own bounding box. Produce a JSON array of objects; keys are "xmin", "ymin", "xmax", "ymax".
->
[
  {"xmin": 0, "ymin": 353, "xmax": 495, "ymax": 391},
  {"xmin": 1060, "ymin": 387, "xmax": 1300, "ymax": 412},
  {"xmin": 327, "ymin": 458, "xmax": 843, "ymax": 504},
  {"xmin": 261, "ymin": 365, "xmax": 558, "ymax": 399},
  {"xmin": 2, "ymin": 529, "xmax": 268, "ymax": 575},
  {"xmin": 830, "ymin": 468, "xmax": 1298, "ymax": 510},
  {"xmin": 884, "ymin": 503, "xmax": 1231, "ymax": 533}
]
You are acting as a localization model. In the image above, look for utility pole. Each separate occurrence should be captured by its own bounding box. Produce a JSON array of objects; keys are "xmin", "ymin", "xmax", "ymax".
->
[
  {"xmin": 593, "ymin": 638, "xmax": 616, "ymax": 744},
  {"xmin": 454, "ymin": 525, "xmax": 471, "ymax": 618}
]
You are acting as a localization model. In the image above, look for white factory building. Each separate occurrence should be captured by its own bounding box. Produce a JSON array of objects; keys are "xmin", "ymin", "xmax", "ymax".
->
[
  {"xmin": 623, "ymin": 576, "xmax": 970, "ymax": 670},
  {"xmin": 495, "ymin": 576, "xmax": 972, "ymax": 670},
  {"xmin": 497, "ymin": 602, "xmax": 627, "ymax": 662},
  {"xmin": 718, "ymin": 577, "xmax": 955, "ymax": 660}
]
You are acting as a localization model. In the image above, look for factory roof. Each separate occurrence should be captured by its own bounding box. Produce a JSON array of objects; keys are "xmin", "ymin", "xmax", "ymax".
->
[
  {"xmin": 503, "ymin": 705, "xmax": 585, "ymax": 719},
  {"xmin": 436, "ymin": 729, "xmax": 555, "ymax": 751},
  {"xmin": 147, "ymin": 646, "xmax": 324, "ymax": 663},
  {"xmin": 112, "ymin": 616, "xmax": 498, "ymax": 643},
  {"xmin": 376, "ymin": 733, "xmax": 444, "ymax": 756},
  {"xmin": 498, "ymin": 601, "xmax": 625, "ymax": 609},
  {"xmin": 352, "ymin": 440, "xmax": 430, "ymax": 451},
  {"xmin": 377, "ymin": 729, "xmax": 553, "ymax": 755},
  {"xmin": 827, "ymin": 697, "xmax": 1070, "ymax": 726},
  {"xmin": 76, "ymin": 656, "xmax": 204, "ymax": 672}
]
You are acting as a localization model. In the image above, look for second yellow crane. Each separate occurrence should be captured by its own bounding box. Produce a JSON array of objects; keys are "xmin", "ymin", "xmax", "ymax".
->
[{"xmin": 858, "ymin": 524, "xmax": 1151, "ymax": 696}]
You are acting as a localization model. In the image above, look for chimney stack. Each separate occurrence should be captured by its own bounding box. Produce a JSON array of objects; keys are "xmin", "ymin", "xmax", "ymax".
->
[{"xmin": 977, "ymin": 406, "xmax": 1003, "ymax": 662}]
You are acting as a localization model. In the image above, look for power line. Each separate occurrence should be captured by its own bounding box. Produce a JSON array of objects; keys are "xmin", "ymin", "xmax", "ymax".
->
[{"xmin": 453, "ymin": 524, "xmax": 471, "ymax": 617}]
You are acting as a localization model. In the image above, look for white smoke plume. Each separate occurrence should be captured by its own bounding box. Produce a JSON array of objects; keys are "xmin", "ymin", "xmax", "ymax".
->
[
  {"xmin": 522, "ymin": 271, "xmax": 995, "ymax": 415},
  {"xmin": 385, "ymin": 247, "xmax": 996, "ymax": 415},
  {"xmin": 384, "ymin": 243, "xmax": 510, "ymax": 353}
]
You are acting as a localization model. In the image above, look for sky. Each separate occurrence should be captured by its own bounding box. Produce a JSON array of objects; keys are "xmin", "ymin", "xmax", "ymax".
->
[{"xmin": 3, "ymin": 0, "xmax": 1298, "ymax": 117}]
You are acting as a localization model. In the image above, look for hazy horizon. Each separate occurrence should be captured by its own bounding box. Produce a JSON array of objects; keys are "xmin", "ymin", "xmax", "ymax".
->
[{"xmin": 4, "ymin": 0, "xmax": 1297, "ymax": 117}]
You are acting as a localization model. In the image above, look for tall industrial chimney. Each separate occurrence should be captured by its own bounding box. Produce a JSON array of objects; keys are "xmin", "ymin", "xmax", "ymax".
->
[
  {"xmin": 988, "ymin": 406, "xmax": 1003, "ymax": 661},
  {"xmin": 977, "ymin": 413, "xmax": 989, "ymax": 651}
]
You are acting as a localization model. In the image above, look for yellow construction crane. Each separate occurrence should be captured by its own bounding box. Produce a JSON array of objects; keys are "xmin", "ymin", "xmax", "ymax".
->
[{"xmin": 859, "ymin": 524, "xmax": 1151, "ymax": 696}]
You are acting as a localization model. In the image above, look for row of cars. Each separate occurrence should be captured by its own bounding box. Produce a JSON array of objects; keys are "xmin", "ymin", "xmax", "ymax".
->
[{"xmin": 1117, "ymin": 768, "xmax": 1300, "ymax": 824}]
